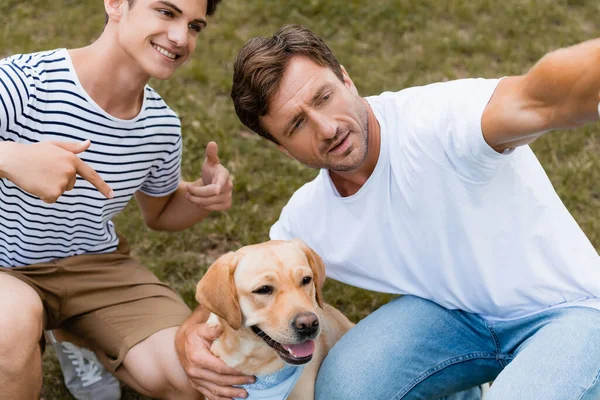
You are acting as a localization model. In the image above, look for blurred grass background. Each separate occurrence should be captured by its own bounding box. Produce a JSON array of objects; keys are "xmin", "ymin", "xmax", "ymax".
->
[{"xmin": 1, "ymin": 0, "xmax": 599, "ymax": 398}]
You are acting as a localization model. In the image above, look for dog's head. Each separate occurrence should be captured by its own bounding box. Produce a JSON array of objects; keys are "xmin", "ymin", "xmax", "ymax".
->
[{"xmin": 196, "ymin": 239, "xmax": 326, "ymax": 365}]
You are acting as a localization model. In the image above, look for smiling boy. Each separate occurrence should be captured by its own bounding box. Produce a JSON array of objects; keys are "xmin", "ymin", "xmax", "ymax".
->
[{"xmin": 0, "ymin": 0, "xmax": 231, "ymax": 399}]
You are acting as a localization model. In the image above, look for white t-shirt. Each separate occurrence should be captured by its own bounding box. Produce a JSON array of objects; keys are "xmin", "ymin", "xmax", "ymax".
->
[{"xmin": 270, "ymin": 78, "xmax": 600, "ymax": 321}]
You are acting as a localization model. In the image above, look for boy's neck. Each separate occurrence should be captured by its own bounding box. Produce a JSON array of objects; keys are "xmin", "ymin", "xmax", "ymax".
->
[{"xmin": 68, "ymin": 32, "xmax": 150, "ymax": 120}]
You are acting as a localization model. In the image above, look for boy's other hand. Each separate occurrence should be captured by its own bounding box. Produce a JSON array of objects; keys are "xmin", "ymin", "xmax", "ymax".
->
[{"xmin": 185, "ymin": 141, "xmax": 233, "ymax": 212}]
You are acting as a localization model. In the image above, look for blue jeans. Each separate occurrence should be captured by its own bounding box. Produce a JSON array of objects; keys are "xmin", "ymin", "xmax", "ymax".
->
[{"xmin": 315, "ymin": 295, "xmax": 600, "ymax": 400}]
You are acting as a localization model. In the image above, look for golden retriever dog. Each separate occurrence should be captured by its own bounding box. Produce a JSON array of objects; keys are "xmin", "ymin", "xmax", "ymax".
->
[{"xmin": 196, "ymin": 239, "xmax": 354, "ymax": 399}]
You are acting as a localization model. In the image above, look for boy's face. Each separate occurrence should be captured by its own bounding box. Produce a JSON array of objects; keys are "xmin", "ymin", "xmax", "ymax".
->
[
  {"xmin": 260, "ymin": 56, "xmax": 369, "ymax": 172},
  {"xmin": 114, "ymin": 0, "xmax": 208, "ymax": 80}
]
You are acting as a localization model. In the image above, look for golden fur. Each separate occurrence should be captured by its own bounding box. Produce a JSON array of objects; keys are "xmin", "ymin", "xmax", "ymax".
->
[{"xmin": 196, "ymin": 239, "xmax": 354, "ymax": 399}]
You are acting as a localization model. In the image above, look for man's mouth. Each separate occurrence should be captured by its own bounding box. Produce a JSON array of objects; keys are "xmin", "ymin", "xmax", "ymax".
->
[
  {"xmin": 251, "ymin": 326, "xmax": 316, "ymax": 365},
  {"xmin": 328, "ymin": 131, "xmax": 350, "ymax": 154},
  {"xmin": 152, "ymin": 43, "xmax": 182, "ymax": 60}
]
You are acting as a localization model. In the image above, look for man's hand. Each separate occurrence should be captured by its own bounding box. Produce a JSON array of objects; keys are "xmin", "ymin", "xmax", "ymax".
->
[
  {"xmin": 0, "ymin": 140, "xmax": 113, "ymax": 203},
  {"xmin": 185, "ymin": 141, "xmax": 233, "ymax": 212},
  {"xmin": 176, "ymin": 321, "xmax": 254, "ymax": 400}
]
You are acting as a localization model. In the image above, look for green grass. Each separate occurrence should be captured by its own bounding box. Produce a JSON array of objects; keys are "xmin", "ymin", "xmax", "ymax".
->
[{"xmin": 1, "ymin": 0, "xmax": 599, "ymax": 398}]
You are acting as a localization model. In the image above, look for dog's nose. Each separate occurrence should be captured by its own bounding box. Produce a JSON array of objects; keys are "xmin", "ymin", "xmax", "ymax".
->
[{"xmin": 292, "ymin": 312, "xmax": 319, "ymax": 336}]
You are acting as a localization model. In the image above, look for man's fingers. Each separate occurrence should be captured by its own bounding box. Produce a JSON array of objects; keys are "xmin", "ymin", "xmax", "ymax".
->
[
  {"xmin": 187, "ymin": 347, "xmax": 249, "ymax": 378},
  {"xmin": 50, "ymin": 139, "xmax": 91, "ymax": 154},
  {"xmin": 74, "ymin": 159, "xmax": 114, "ymax": 199},
  {"xmin": 190, "ymin": 366, "xmax": 255, "ymax": 387},
  {"xmin": 205, "ymin": 141, "xmax": 220, "ymax": 165},
  {"xmin": 195, "ymin": 385, "xmax": 237, "ymax": 400},
  {"xmin": 194, "ymin": 321, "xmax": 224, "ymax": 342},
  {"xmin": 195, "ymin": 379, "xmax": 249, "ymax": 400}
]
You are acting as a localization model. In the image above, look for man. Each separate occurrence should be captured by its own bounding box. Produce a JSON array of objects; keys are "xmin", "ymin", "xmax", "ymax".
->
[
  {"xmin": 177, "ymin": 24, "xmax": 600, "ymax": 399},
  {"xmin": 0, "ymin": 0, "xmax": 233, "ymax": 399}
]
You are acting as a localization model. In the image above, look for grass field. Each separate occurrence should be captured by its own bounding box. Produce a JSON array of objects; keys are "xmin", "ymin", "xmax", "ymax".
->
[{"xmin": 1, "ymin": 0, "xmax": 599, "ymax": 398}]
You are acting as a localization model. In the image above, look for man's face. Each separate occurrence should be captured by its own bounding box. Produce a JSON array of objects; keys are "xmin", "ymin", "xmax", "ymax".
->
[
  {"xmin": 261, "ymin": 56, "xmax": 369, "ymax": 172},
  {"xmin": 115, "ymin": 0, "xmax": 208, "ymax": 80}
]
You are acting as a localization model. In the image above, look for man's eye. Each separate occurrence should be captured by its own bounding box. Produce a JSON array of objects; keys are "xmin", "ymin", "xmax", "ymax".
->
[
  {"xmin": 322, "ymin": 93, "xmax": 331, "ymax": 102},
  {"xmin": 158, "ymin": 9, "xmax": 174, "ymax": 17},
  {"xmin": 189, "ymin": 23, "xmax": 201, "ymax": 33},
  {"xmin": 292, "ymin": 119, "xmax": 304, "ymax": 132},
  {"xmin": 253, "ymin": 286, "xmax": 273, "ymax": 295}
]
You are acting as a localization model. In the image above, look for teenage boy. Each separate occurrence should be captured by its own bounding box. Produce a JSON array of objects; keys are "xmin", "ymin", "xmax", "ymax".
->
[{"xmin": 0, "ymin": 1, "xmax": 231, "ymax": 399}]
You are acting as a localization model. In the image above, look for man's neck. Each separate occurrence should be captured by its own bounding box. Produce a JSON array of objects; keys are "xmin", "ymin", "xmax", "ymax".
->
[
  {"xmin": 68, "ymin": 32, "xmax": 150, "ymax": 120},
  {"xmin": 329, "ymin": 101, "xmax": 381, "ymax": 197}
]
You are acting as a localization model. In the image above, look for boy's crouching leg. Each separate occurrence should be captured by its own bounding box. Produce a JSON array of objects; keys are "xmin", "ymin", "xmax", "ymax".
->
[
  {"xmin": 115, "ymin": 326, "xmax": 203, "ymax": 400},
  {"xmin": 0, "ymin": 274, "xmax": 45, "ymax": 399}
]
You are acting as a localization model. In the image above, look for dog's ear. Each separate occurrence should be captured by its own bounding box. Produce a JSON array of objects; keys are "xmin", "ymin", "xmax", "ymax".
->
[
  {"xmin": 196, "ymin": 251, "xmax": 243, "ymax": 330},
  {"xmin": 292, "ymin": 239, "xmax": 326, "ymax": 308}
]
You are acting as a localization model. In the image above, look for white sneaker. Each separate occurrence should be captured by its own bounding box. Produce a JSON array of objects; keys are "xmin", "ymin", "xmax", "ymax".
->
[{"xmin": 46, "ymin": 330, "xmax": 121, "ymax": 400}]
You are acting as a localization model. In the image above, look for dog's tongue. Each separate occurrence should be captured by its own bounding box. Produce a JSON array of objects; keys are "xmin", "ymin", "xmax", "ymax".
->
[{"xmin": 282, "ymin": 340, "xmax": 316, "ymax": 358}]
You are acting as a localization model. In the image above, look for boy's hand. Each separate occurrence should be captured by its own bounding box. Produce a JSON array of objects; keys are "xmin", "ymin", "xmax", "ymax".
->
[
  {"xmin": 185, "ymin": 141, "xmax": 233, "ymax": 211},
  {"xmin": 0, "ymin": 140, "xmax": 113, "ymax": 203}
]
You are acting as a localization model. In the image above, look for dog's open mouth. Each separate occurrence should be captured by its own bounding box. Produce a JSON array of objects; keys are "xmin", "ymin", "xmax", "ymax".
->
[{"xmin": 251, "ymin": 326, "xmax": 315, "ymax": 365}]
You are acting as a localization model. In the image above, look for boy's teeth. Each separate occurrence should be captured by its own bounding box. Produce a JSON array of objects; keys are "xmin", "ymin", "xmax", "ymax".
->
[{"xmin": 153, "ymin": 45, "xmax": 176, "ymax": 59}]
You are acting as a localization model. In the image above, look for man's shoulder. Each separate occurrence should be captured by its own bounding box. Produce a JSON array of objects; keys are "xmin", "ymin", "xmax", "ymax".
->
[{"xmin": 285, "ymin": 172, "xmax": 328, "ymax": 208}]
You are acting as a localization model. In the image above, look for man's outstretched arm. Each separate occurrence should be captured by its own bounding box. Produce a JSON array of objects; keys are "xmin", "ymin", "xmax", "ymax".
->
[{"xmin": 482, "ymin": 38, "xmax": 600, "ymax": 152}]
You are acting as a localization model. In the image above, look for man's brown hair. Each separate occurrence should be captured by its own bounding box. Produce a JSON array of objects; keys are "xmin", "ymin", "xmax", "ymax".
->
[{"xmin": 231, "ymin": 24, "xmax": 344, "ymax": 144}]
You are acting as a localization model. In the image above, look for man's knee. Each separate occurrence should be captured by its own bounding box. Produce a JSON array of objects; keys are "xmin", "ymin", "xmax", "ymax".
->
[
  {"xmin": 489, "ymin": 308, "xmax": 600, "ymax": 400},
  {"xmin": 315, "ymin": 329, "xmax": 402, "ymax": 399}
]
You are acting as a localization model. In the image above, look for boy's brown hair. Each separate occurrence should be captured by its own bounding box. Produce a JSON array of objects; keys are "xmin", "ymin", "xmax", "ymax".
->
[
  {"xmin": 105, "ymin": 0, "xmax": 222, "ymax": 23},
  {"xmin": 231, "ymin": 24, "xmax": 344, "ymax": 144}
]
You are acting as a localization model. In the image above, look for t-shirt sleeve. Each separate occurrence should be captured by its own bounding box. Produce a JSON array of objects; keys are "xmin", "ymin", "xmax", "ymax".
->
[
  {"xmin": 269, "ymin": 203, "xmax": 296, "ymax": 241},
  {"xmin": 404, "ymin": 78, "xmax": 510, "ymax": 183},
  {"xmin": 139, "ymin": 133, "xmax": 183, "ymax": 197},
  {"xmin": 0, "ymin": 61, "xmax": 31, "ymax": 142}
]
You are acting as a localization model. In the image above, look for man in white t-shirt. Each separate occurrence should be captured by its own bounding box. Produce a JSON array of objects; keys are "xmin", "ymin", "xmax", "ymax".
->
[{"xmin": 177, "ymin": 25, "xmax": 600, "ymax": 399}]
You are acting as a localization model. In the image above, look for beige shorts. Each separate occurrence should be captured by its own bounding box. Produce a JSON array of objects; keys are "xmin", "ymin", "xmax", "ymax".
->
[{"xmin": 0, "ymin": 236, "xmax": 191, "ymax": 371}]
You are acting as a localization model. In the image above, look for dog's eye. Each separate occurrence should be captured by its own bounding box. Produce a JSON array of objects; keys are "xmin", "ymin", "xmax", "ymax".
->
[
  {"xmin": 253, "ymin": 285, "xmax": 273, "ymax": 295},
  {"xmin": 301, "ymin": 276, "xmax": 312, "ymax": 286}
]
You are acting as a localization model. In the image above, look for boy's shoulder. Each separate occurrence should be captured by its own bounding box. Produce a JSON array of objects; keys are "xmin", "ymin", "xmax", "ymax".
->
[
  {"xmin": 143, "ymin": 85, "xmax": 180, "ymax": 119},
  {"xmin": 2, "ymin": 48, "xmax": 66, "ymax": 70}
]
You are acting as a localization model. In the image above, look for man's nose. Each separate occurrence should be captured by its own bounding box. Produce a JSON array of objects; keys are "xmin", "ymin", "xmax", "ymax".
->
[{"xmin": 309, "ymin": 111, "xmax": 337, "ymax": 140}]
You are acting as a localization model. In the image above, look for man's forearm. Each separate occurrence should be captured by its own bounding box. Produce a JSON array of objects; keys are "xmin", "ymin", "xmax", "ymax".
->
[{"xmin": 523, "ymin": 37, "xmax": 600, "ymax": 129}]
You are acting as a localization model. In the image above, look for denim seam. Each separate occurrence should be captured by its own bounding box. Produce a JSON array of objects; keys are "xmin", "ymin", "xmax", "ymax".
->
[
  {"xmin": 576, "ymin": 364, "xmax": 600, "ymax": 400},
  {"xmin": 391, "ymin": 352, "xmax": 497, "ymax": 400},
  {"xmin": 485, "ymin": 321, "xmax": 511, "ymax": 367}
]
